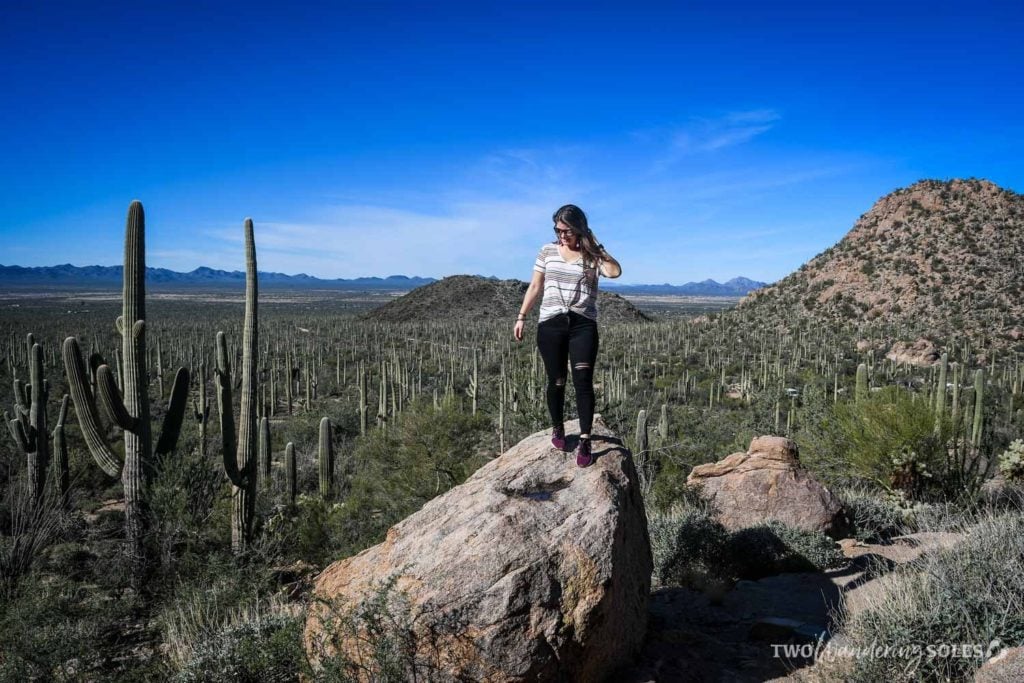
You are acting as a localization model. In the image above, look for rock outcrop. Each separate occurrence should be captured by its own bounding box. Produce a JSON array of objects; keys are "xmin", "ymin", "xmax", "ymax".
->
[
  {"xmin": 305, "ymin": 417, "xmax": 652, "ymax": 681},
  {"xmin": 687, "ymin": 436, "xmax": 848, "ymax": 538},
  {"xmin": 736, "ymin": 179, "xmax": 1024, "ymax": 347},
  {"xmin": 885, "ymin": 337, "xmax": 942, "ymax": 367}
]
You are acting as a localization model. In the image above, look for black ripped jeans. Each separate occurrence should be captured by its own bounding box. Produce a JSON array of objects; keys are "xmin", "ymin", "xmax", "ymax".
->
[{"xmin": 536, "ymin": 311, "xmax": 599, "ymax": 435}]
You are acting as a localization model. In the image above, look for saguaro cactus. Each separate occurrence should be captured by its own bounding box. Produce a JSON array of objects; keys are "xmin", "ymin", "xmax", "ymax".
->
[
  {"xmin": 358, "ymin": 362, "xmax": 368, "ymax": 436},
  {"xmin": 62, "ymin": 201, "xmax": 190, "ymax": 580},
  {"xmin": 6, "ymin": 338, "xmax": 50, "ymax": 503},
  {"xmin": 972, "ymin": 368, "xmax": 985, "ymax": 449},
  {"xmin": 285, "ymin": 441, "xmax": 297, "ymax": 506},
  {"xmin": 215, "ymin": 218, "xmax": 260, "ymax": 553},
  {"xmin": 855, "ymin": 363, "xmax": 868, "ymax": 404},
  {"xmin": 193, "ymin": 362, "xmax": 211, "ymax": 458},
  {"xmin": 52, "ymin": 394, "xmax": 70, "ymax": 503},
  {"xmin": 319, "ymin": 417, "xmax": 333, "ymax": 499}
]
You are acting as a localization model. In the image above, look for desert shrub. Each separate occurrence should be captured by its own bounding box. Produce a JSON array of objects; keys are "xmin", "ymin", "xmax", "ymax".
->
[
  {"xmin": 176, "ymin": 611, "xmax": 307, "ymax": 682},
  {"xmin": 167, "ymin": 594, "xmax": 309, "ymax": 682},
  {"xmin": 997, "ymin": 439, "xmax": 1024, "ymax": 480},
  {"xmin": 801, "ymin": 386, "xmax": 982, "ymax": 500},
  {"xmin": 725, "ymin": 521, "xmax": 844, "ymax": 579},
  {"xmin": 0, "ymin": 572, "xmax": 149, "ymax": 681},
  {"xmin": 835, "ymin": 484, "xmax": 913, "ymax": 542},
  {"xmin": 0, "ymin": 477, "xmax": 71, "ymax": 596},
  {"xmin": 148, "ymin": 446, "xmax": 226, "ymax": 577},
  {"xmin": 837, "ymin": 510, "xmax": 1024, "ymax": 681},
  {"xmin": 648, "ymin": 504, "xmax": 729, "ymax": 588}
]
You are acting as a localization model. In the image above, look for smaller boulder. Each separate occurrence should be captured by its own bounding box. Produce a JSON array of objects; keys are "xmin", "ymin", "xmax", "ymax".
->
[
  {"xmin": 687, "ymin": 437, "xmax": 848, "ymax": 538},
  {"xmin": 885, "ymin": 338, "xmax": 941, "ymax": 367}
]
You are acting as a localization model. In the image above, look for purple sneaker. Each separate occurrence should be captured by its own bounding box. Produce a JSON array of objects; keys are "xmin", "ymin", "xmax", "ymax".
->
[
  {"xmin": 551, "ymin": 426, "xmax": 566, "ymax": 451},
  {"xmin": 575, "ymin": 438, "xmax": 593, "ymax": 468}
]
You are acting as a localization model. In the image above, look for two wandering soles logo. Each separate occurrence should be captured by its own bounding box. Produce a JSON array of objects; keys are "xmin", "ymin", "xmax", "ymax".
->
[{"xmin": 771, "ymin": 637, "xmax": 1009, "ymax": 673}]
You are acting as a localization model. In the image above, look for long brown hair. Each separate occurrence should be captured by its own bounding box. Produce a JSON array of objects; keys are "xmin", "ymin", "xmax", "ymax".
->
[{"xmin": 552, "ymin": 204, "xmax": 602, "ymax": 269}]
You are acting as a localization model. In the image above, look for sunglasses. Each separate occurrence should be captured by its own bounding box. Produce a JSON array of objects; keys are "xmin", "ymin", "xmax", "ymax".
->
[{"xmin": 553, "ymin": 227, "xmax": 574, "ymax": 236}]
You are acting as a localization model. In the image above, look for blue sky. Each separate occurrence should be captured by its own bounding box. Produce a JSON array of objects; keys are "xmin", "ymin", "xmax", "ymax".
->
[{"xmin": 2, "ymin": 1, "xmax": 1022, "ymax": 284}]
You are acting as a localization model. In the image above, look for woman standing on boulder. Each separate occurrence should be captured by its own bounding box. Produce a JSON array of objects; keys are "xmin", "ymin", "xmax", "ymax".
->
[{"xmin": 514, "ymin": 204, "xmax": 622, "ymax": 467}]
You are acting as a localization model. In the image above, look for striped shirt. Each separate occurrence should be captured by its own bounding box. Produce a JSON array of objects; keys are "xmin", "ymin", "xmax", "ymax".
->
[{"xmin": 533, "ymin": 243, "xmax": 600, "ymax": 322}]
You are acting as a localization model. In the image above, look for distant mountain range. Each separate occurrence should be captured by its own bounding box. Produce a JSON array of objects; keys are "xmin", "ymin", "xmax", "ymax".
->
[
  {"xmin": 0, "ymin": 264, "xmax": 766, "ymax": 296},
  {"xmin": 0, "ymin": 264, "xmax": 435, "ymax": 290},
  {"xmin": 602, "ymin": 277, "xmax": 765, "ymax": 296}
]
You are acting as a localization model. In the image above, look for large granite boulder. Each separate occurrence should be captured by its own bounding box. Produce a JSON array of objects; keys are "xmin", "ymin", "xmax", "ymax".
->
[
  {"xmin": 304, "ymin": 417, "xmax": 652, "ymax": 681},
  {"xmin": 687, "ymin": 436, "xmax": 849, "ymax": 538}
]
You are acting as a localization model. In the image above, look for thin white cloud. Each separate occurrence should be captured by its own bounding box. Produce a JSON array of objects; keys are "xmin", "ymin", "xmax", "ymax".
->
[{"xmin": 131, "ymin": 111, "xmax": 872, "ymax": 285}]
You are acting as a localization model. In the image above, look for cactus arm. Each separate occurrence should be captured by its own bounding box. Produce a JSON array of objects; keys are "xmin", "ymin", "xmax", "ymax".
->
[
  {"xmin": 215, "ymin": 332, "xmax": 243, "ymax": 487},
  {"xmin": 155, "ymin": 367, "xmax": 190, "ymax": 456},
  {"xmin": 116, "ymin": 315, "xmax": 125, "ymax": 336},
  {"xmin": 10, "ymin": 416, "xmax": 30, "ymax": 453},
  {"xmin": 13, "ymin": 379, "xmax": 29, "ymax": 419},
  {"xmin": 56, "ymin": 393, "xmax": 69, "ymax": 425},
  {"xmin": 62, "ymin": 336, "xmax": 122, "ymax": 477},
  {"xmin": 96, "ymin": 365, "xmax": 137, "ymax": 431},
  {"xmin": 4, "ymin": 410, "xmax": 17, "ymax": 444}
]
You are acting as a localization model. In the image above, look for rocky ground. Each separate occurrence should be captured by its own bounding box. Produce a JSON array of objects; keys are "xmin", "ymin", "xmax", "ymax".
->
[{"xmin": 617, "ymin": 532, "xmax": 963, "ymax": 683}]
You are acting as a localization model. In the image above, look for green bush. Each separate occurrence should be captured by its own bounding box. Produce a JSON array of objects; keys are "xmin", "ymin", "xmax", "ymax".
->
[{"xmin": 801, "ymin": 386, "xmax": 974, "ymax": 500}]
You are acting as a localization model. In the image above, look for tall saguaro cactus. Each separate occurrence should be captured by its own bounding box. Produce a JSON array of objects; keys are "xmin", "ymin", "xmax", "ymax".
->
[
  {"xmin": 215, "ymin": 218, "xmax": 259, "ymax": 553},
  {"xmin": 972, "ymin": 368, "xmax": 985, "ymax": 449},
  {"xmin": 52, "ymin": 394, "xmax": 70, "ymax": 503},
  {"xmin": 62, "ymin": 201, "xmax": 190, "ymax": 580},
  {"xmin": 6, "ymin": 338, "xmax": 50, "ymax": 503},
  {"xmin": 319, "ymin": 417, "xmax": 333, "ymax": 499}
]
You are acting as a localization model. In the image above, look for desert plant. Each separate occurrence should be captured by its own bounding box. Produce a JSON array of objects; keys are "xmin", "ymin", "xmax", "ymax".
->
[
  {"xmin": 648, "ymin": 503, "xmax": 729, "ymax": 588},
  {"xmin": 997, "ymin": 439, "xmax": 1024, "ymax": 481},
  {"xmin": 319, "ymin": 417, "xmax": 333, "ymax": 499},
  {"xmin": 215, "ymin": 218, "xmax": 260, "ymax": 553},
  {"xmin": 835, "ymin": 484, "xmax": 912, "ymax": 542},
  {"xmin": 836, "ymin": 510, "xmax": 1024, "ymax": 681},
  {"xmin": 163, "ymin": 589, "xmax": 309, "ymax": 682},
  {"xmin": 4, "ymin": 337, "xmax": 50, "ymax": 503},
  {"xmin": 61, "ymin": 201, "xmax": 190, "ymax": 582}
]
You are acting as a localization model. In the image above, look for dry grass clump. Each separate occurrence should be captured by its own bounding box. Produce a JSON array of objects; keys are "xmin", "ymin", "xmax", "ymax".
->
[{"xmin": 832, "ymin": 507, "xmax": 1024, "ymax": 681}]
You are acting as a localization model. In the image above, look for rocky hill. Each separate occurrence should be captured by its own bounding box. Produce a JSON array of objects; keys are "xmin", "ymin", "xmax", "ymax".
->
[
  {"xmin": 737, "ymin": 179, "xmax": 1024, "ymax": 347},
  {"xmin": 363, "ymin": 275, "xmax": 653, "ymax": 323}
]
